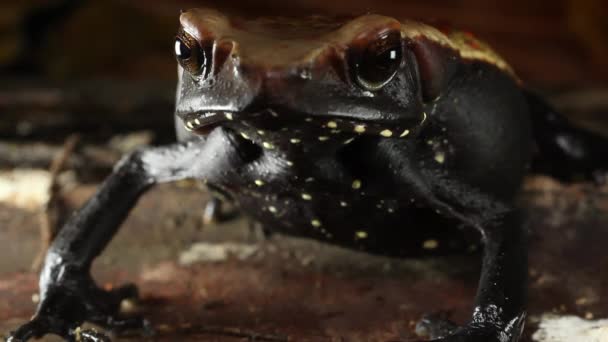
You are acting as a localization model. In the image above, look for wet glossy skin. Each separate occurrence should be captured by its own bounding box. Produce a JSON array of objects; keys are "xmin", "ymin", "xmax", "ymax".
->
[
  {"xmin": 8, "ymin": 8, "xmax": 608, "ymax": 342},
  {"xmin": 174, "ymin": 9, "xmax": 530, "ymax": 255}
]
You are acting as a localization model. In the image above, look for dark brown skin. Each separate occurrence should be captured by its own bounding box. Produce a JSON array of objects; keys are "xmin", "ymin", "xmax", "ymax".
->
[{"xmin": 8, "ymin": 8, "xmax": 608, "ymax": 342}]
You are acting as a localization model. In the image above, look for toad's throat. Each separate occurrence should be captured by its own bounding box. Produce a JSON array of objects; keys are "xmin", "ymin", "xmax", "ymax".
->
[{"xmin": 180, "ymin": 109, "xmax": 425, "ymax": 138}]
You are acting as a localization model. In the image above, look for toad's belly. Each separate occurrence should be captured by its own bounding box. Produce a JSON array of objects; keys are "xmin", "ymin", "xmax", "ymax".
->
[{"xmin": 234, "ymin": 190, "xmax": 480, "ymax": 257}]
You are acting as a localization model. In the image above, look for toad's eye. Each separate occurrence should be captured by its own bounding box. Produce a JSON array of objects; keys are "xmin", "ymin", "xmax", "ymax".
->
[
  {"xmin": 175, "ymin": 37, "xmax": 191, "ymax": 59},
  {"xmin": 174, "ymin": 33, "xmax": 209, "ymax": 77},
  {"xmin": 351, "ymin": 31, "xmax": 403, "ymax": 91}
]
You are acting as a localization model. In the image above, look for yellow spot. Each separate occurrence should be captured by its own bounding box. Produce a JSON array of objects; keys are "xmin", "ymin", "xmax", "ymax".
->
[
  {"xmin": 254, "ymin": 179, "xmax": 264, "ymax": 186},
  {"xmin": 340, "ymin": 201, "xmax": 348, "ymax": 207},
  {"xmin": 380, "ymin": 129, "xmax": 393, "ymax": 137},
  {"xmin": 311, "ymin": 219, "xmax": 322, "ymax": 227},
  {"xmin": 240, "ymin": 132, "xmax": 250, "ymax": 140},
  {"xmin": 434, "ymin": 152, "xmax": 445, "ymax": 164},
  {"xmin": 327, "ymin": 121, "xmax": 338, "ymax": 128},
  {"xmin": 257, "ymin": 130, "xmax": 265, "ymax": 135},
  {"xmin": 286, "ymin": 161, "xmax": 294, "ymax": 166},
  {"xmin": 354, "ymin": 125, "xmax": 366, "ymax": 133},
  {"xmin": 290, "ymin": 138, "xmax": 301, "ymax": 144},
  {"xmin": 355, "ymin": 231, "xmax": 368, "ymax": 239},
  {"xmin": 225, "ymin": 112, "xmax": 233, "ymax": 120},
  {"xmin": 352, "ymin": 179, "xmax": 362, "ymax": 189},
  {"xmin": 318, "ymin": 136, "xmax": 329, "ymax": 141},
  {"xmin": 268, "ymin": 206, "xmax": 277, "ymax": 213},
  {"xmin": 344, "ymin": 137, "xmax": 355, "ymax": 145},
  {"xmin": 400, "ymin": 129, "xmax": 410, "ymax": 137},
  {"xmin": 262, "ymin": 142, "xmax": 275, "ymax": 149},
  {"xmin": 301, "ymin": 193, "xmax": 312, "ymax": 200},
  {"xmin": 423, "ymin": 239, "xmax": 439, "ymax": 250}
]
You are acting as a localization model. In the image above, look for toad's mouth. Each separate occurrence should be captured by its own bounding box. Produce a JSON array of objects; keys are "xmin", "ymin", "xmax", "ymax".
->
[
  {"xmin": 178, "ymin": 108, "xmax": 425, "ymax": 138},
  {"xmin": 180, "ymin": 110, "xmax": 239, "ymax": 134}
]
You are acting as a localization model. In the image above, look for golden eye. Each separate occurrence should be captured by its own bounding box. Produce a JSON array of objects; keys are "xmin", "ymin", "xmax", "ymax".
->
[
  {"xmin": 351, "ymin": 31, "xmax": 403, "ymax": 91},
  {"xmin": 174, "ymin": 32, "xmax": 208, "ymax": 77}
]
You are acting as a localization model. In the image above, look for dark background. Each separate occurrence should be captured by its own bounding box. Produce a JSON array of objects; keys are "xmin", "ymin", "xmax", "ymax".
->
[{"xmin": 2, "ymin": 0, "xmax": 608, "ymax": 84}]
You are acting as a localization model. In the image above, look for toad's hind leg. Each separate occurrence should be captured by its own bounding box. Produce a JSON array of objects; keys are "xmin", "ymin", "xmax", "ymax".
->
[{"xmin": 526, "ymin": 90, "xmax": 608, "ymax": 184}]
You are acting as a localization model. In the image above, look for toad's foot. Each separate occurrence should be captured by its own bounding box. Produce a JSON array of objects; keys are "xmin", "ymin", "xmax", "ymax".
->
[
  {"xmin": 414, "ymin": 312, "xmax": 525, "ymax": 342},
  {"xmin": 7, "ymin": 276, "xmax": 151, "ymax": 342},
  {"xmin": 415, "ymin": 313, "xmax": 458, "ymax": 339}
]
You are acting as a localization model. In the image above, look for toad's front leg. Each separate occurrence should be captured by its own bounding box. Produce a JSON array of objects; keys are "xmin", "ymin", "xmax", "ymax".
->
[
  {"xmin": 8, "ymin": 128, "xmax": 247, "ymax": 342},
  {"xmin": 367, "ymin": 141, "xmax": 528, "ymax": 342},
  {"xmin": 416, "ymin": 211, "xmax": 527, "ymax": 342}
]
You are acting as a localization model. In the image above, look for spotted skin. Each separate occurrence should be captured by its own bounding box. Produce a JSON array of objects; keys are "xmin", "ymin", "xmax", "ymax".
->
[
  {"xmin": 198, "ymin": 112, "xmax": 478, "ymax": 256},
  {"xmin": 9, "ymin": 8, "xmax": 608, "ymax": 342}
]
